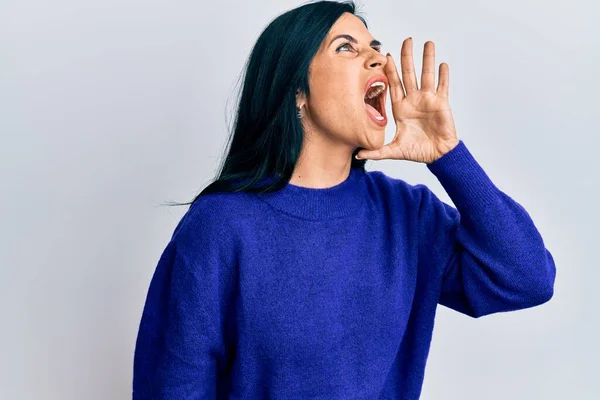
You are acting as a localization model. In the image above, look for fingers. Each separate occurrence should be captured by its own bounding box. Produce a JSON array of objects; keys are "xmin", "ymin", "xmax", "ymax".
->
[
  {"xmin": 401, "ymin": 37, "xmax": 418, "ymax": 96},
  {"xmin": 421, "ymin": 41, "xmax": 435, "ymax": 93},
  {"xmin": 356, "ymin": 144, "xmax": 393, "ymax": 161},
  {"xmin": 384, "ymin": 53, "xmax": 405, "ymax": 104},
  {"xmin": 436, "ymin": 62, "xmax": 449, "ymax": 98},
  {"xmin": 387, "ymin": 38, "xmax": 449, "ymax": 99}
]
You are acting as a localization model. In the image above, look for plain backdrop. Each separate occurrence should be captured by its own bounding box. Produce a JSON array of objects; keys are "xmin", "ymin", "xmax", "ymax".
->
[{"xmin": 1, "ymin": 0, "xmax": 598, "ymax": 398}]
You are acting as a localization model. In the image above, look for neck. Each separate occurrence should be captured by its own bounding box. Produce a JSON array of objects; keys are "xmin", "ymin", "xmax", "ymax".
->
[{"xmin": 256, "ymin": 166, "xmax": 369, "ymax": 220}]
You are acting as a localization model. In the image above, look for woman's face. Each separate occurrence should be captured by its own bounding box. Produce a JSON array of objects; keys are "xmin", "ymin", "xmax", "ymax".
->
[{"xmin": 298, "ymin": 12, "xmax": 389, "ymax": 151}]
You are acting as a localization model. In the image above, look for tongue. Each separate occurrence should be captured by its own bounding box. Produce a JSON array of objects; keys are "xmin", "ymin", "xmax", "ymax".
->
[{"xmin": 365, "ymin": 102, "xmax": 382, "ymax": 118}]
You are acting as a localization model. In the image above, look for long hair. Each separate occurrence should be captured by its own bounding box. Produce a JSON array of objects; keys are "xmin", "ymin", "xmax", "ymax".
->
[{"xmin": 166, "ymin": 0, "xmax": 368, "ymax": 207}]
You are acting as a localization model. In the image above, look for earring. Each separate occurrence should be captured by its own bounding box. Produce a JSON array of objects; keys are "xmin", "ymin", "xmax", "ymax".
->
[{"xmin": 296, "ymin": 105, "xmax": 303, "ymax": 119}]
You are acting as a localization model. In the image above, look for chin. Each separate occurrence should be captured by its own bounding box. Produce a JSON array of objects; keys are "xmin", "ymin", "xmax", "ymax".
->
[{"xmin": 364, "ymin": 127, "xmax": 386, "ymax": 149}]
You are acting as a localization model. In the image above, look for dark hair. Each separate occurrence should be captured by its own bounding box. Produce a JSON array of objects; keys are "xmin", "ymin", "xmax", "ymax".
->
[{"xmin": 165, "ymin": 0, "xmax": 368, "ymax": 207}]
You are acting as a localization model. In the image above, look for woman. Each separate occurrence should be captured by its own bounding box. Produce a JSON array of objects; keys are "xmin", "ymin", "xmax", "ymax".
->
[{"xmin": 132, "ymin": 1, "xmax": 556, "ymax": 398}]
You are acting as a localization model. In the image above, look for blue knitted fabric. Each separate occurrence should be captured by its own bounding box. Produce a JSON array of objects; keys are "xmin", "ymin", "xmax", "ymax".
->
[{"xmin": 133, "ymin": 140, "xmax": 556, "ymax": 399}]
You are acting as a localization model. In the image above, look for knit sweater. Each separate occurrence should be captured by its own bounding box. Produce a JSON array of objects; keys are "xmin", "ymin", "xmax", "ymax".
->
[{"xmin": 132, "ymin": 140, "xmax": 556, "ymax": 399}]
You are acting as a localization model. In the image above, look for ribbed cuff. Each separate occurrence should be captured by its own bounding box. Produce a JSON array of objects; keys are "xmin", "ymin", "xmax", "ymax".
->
[{"xmin": 426, "ymin": 139, "xmax": 501, "ymax": 215}]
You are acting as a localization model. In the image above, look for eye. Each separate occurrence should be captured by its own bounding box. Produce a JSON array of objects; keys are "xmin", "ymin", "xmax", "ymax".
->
[{"xmin": 336, "ymin": 42, "xmax": 354, "ymax": 52}]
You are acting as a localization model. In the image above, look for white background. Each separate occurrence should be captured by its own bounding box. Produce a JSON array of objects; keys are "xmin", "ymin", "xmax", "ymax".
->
[{"xmin": 1, "ymin": 0, "xmax": 597, "ymax": 398}]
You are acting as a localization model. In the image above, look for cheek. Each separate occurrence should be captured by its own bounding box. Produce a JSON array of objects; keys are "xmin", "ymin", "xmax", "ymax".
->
[
  {"xmin": 311, "ymin": 94, "xmax": 364, "ymax": 135},
  {"xmin": 307, "ymin": 74, "xmax": 363, "ymax": 130},
  {"xmin": 313, "ymin": 86, "xmax": 359, "ymax": 117},
  {"xmin": 315, "ymin": 96, "xmax": 351, "ymax": 124}
]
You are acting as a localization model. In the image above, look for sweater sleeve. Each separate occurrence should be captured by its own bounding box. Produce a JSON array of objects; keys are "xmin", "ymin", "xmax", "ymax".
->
[
  {"xmin": 417, "ymin": 140, "xmax": 556, "ymax": 318},
  {"xmin": 132, "ymin": 199, "xmax": 236, "ymax": 398}
]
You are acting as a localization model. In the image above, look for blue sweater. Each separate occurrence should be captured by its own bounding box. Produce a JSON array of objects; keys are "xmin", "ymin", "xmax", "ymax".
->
[{"xmin": 132, "ymin": 140, "xmax": 556, "ymax": 399}]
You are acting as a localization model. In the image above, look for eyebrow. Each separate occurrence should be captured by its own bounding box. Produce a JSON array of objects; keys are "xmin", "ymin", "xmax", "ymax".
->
[{"xmin": 328, "ymin": 34, "xmax": 382, "ymax": 49}]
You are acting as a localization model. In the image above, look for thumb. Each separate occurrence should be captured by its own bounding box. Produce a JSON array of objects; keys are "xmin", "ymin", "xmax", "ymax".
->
[{"xmin": 355, "ymin": 149, "xmax": 382, "ymax": 160}]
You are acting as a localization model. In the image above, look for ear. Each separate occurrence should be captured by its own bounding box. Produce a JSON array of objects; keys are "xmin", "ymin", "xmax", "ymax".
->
[{"xmin": 296, "ymin": 89, "xmax": 307, "ymax": 109}]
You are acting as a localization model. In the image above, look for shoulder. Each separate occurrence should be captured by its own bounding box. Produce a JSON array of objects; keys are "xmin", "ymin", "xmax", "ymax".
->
[
  {"xmin": 366, "ymin": 170, "xmax": 456, "ymax": 219},
  {"xmin": 169, "ymin": 191, "xmax": 256, "ymax": 255},
  {"xmin": 185, "ymin": 191, "xmax": 254, "ymax": 222},
  {"xmin": 363, "ymin": 169, "xmax": 432, "ymax": 207}
]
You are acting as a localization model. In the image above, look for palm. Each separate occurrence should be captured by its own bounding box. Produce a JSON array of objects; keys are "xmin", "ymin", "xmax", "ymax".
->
[
  {"xmin": 357, "ymin": 38, "xmax": 459, "ymax": 163},
  {"xmin": 389, "ymin": 91, "xmax": 458, "ymax": 163}
]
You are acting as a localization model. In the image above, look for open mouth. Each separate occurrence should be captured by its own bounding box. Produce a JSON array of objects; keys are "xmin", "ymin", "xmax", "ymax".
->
[{"xmin": 364, "ymin": 81, "xmax": 386, "ymax": 125}]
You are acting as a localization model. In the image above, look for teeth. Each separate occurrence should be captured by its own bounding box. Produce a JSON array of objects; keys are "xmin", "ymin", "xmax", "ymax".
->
[{"xmin": 365, "ymin": 82, "xmax": 385, "ymax": 99}]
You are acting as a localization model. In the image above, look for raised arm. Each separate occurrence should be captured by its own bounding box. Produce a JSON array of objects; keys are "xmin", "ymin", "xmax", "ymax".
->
[{"xmin": 418, "ymin": 140, "xmax": 556, "ymax": 318}]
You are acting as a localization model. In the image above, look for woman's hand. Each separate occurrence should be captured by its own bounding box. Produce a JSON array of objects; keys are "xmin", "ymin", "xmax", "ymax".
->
[{"xmin": 356, "ymin": 38, "xmax": 460, "ymax": 164}]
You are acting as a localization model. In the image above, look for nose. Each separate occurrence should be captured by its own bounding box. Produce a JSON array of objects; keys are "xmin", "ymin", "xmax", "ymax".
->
[{"xmin": 365, "ymin": 50, "xmax": 387, "ymax": 69}]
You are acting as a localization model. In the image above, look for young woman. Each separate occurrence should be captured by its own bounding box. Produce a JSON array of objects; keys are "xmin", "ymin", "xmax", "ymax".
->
[{"xmin": 132, "ymin": 1, "xmax": 556, "ymax": 398}]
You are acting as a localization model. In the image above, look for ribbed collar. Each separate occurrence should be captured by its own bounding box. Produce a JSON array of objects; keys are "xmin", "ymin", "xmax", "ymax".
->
[{"xmin": 256, "ymin": 167, "xmax": 368, "ymax": 220}]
